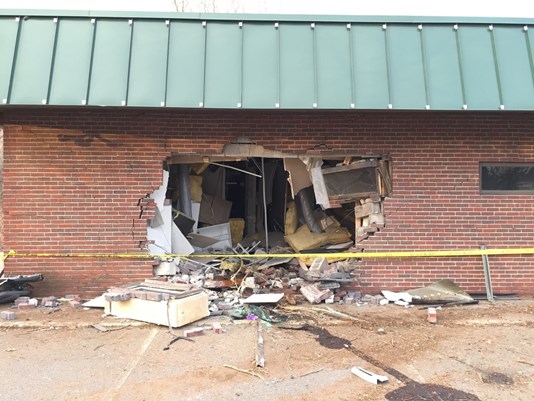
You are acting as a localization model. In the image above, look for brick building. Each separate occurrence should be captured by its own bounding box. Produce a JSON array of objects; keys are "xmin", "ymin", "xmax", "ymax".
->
[{"xmin": 1, "ymin": 10, "xmax": 533, "ymax": 297}]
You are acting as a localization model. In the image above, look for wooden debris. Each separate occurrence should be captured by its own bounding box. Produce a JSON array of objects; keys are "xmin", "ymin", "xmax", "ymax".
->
[
  {"xmin": 297, "ymin": 367, "xmax": 325, "ymax": 378},
  {"xmin": 224, "ymin": 365, "xmax": 264, "ymax": 380}
]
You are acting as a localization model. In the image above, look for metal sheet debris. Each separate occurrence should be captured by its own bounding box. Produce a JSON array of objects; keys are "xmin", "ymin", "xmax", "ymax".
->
[{"xmin": 406, "ymin": 279, "xmax": 477, "ymax": 305}]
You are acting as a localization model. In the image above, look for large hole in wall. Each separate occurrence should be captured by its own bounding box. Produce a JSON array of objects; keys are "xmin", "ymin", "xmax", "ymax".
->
[{"xmin": 146, "ymin": 143, "xmax": 391, "ymax": 256}]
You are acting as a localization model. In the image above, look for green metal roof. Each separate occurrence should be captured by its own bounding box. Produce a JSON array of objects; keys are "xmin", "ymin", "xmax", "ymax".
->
[{"xmin": 1, "ymin": 10, "xmax": 534, "ymax": 110}]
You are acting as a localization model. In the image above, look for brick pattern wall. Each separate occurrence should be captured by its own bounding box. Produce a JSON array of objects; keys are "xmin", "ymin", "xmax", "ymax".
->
[{"xmin": 1, "ymin": 109, "xmax": 533, "ymax": 297}]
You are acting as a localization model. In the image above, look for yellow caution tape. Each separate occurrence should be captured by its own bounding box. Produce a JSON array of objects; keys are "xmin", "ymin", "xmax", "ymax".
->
[
  {"xmin": 3, "ymin": 247, "xmax": 534, "ymax": 260},
  {"xmin": 3, "ymin": 250, "xmax": 15, "ymax": 261}
]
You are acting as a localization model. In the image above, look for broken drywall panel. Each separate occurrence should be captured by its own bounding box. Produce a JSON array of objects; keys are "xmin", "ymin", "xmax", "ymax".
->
[
  {"xmin": 199, "ymin": 193, "xmax": 232, "ymax": 225},
  {"xmin": 284, "ymin": 158, "xmax": 313, "ymax": 199},
  {"xmin": 147, "ymin": 170, "xmax": 173, "ymax": 254},
  {"xmin": 301, "ymin": 157, "xmax": 331, "ymax": 209},
  {"xmin": 82, "ymin": 295, "xmax": 106, "ymax": 308},
  {"xmin": 171, "ymin": 222, "xmax": 194, "ymax": 255},
  {"xmin": 147, "ymin": 225, "xmax": 171, "ymax": 254},
  {"xmin": 195, "ymin": 223, "xmax": 232, "ymax": 250},
  {"xmin": 149, "ymin": 206, "xmax": 164, "ymax": 228},
  {"xmin": 187, "ymin": 233, "xmax": 220, "ymax": 248},
  {"xmin": 147, "ymin": 203, "xmax": 173, "ymax": 254},
  {"xmin": 151, "ymin": 170, "xmax": 169, "ymax": 209},
  {"xmin": 310, "ymin": 164, "xmax": 331, "ymax": 209}
]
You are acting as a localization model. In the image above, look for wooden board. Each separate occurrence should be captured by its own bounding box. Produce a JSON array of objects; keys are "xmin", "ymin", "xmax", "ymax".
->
[{"xmin": 378, "ymin": 160, "xmax": 392, "ymax": 196}]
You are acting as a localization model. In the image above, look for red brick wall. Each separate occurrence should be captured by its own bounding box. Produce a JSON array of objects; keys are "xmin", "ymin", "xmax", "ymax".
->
[{"xmin": 1, "ymin": 108, "xmax": 533, "ymax": 297}]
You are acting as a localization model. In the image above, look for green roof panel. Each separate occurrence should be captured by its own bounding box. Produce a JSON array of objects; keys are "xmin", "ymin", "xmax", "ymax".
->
[
  {"xmin": 493, "ymin": 26, "xmax": 534, "ymax": 109},
  {"xmin": 279, "ymin": 23, "xmax": 315, "ymax": 108},
  {"xmin": 458, "ymin": 25, "xmax": 501, "ymax": 110},
  {"xmin": 422, "ymin": 25, "xmax": 464, "ymax": 110},
  {"xmin": 204, "ymin": 22, "xmax": 241, "ymax": 108},
  {"xmin": 242, "ymin": 22, "xmax": 278, "ymax": 108},
  {"xmin": 127, "ymin": 20, "xmax": 168, "ymax": 107},
  {"xmin": 0, "ymin": 17, "xmax": 19, "ymax": 104},
  {"xmin": 48, "ymin": 18, "xmax": 93, "ymax": 105},
  {"xmin": 9, "ymin": 17, "xmax": 56, "ymax": 105},
  {"xmin": 351, "ymin": 24, "xmax": 389, "ymax": 109},
  {"xmin": 0, "ymin": 11, "xmax": 533, "ymax": 111},
  {"xmin": 166, "ymin": 21, "xmax": 205, "ymax": 108},
  {"xmin": 88, "ymin": 19, "xmax": 131, "ymax": 106},
  {"xmin": 315, "ymin": 23, "xmax": 352, "ymax": 109},
  {"xmin": 387, "ymin": 24, "xmax": 427, "ymax": 109}
]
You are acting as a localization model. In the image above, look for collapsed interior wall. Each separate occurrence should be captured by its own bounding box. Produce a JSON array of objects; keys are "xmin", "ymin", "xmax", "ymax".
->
[{"xmin": 147, "ymin": 146, "xmax": 392, "ymax": 257}]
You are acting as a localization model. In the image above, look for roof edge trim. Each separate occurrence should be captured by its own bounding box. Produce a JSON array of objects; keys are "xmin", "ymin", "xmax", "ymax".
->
[{"xmin": 1, "ymin": 9, "xmax": 534, "ymax": 25}]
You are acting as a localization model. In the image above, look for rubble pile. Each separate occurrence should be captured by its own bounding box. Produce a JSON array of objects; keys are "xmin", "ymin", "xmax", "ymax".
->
[
  {"xmin": 130, "ymin": 153, "xmax": 394, "ymax": 323},
  {"xmin": 150, "ymin": 248, "xmax": 366, "ymax": 314}
]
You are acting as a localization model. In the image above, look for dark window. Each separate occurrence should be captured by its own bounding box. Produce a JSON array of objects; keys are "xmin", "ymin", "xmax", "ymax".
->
[{"xmin": 480, "ymin": 163, "xmax": 534, "ymax": 193}]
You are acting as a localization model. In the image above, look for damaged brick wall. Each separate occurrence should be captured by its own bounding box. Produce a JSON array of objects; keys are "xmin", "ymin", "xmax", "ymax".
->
[
  {"xmin": 2, "ymin": 109, "xmax": 533, "ymax": 296},
  {"xmin": 0, "ymin": 127, "xmax": 3, "ymax": 252}
]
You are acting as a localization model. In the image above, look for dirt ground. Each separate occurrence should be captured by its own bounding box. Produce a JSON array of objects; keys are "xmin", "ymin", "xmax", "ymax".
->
[{"xmin": 1, "ymin": 299, "xmax": 533, "ymax": 401}]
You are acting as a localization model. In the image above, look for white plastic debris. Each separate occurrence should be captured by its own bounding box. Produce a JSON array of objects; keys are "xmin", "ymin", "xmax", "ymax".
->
[
  {"xmin": 351, "ymin": 366, "xmax": 389, "ymax": 384},
  {"xmin": 381, "ymin": 290, "xmax": 413, "ymax": 304}
]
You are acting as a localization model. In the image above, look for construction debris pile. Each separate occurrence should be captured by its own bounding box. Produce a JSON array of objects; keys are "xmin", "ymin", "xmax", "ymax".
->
[
  {"xmin": 134, "ymin": 148, "xmax": 394, "ymax": 324},
  {"xmin": 150, "ymin": 252, "xmax": 365, "ymax": 313}
]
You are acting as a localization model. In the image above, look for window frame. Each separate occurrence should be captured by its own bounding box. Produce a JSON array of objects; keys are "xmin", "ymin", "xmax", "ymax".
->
[{"xmin": 479, "ymin": 162, "xmax": 534, "ymax": 194}]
